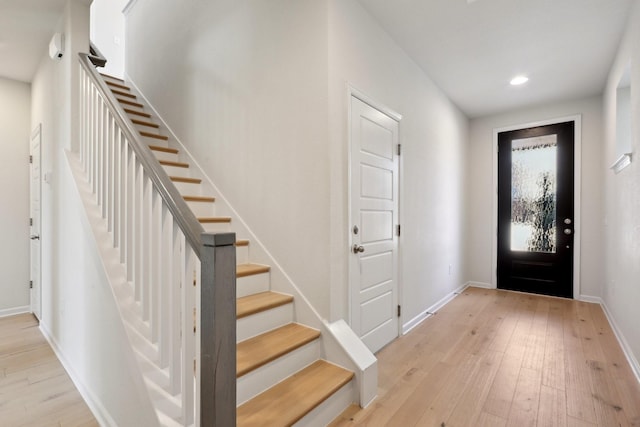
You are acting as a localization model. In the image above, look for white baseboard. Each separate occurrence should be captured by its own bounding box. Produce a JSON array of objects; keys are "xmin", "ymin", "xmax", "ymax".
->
[
  {"xmin": 577, "ymin": 294, "xmax": 601, "ymax": 304},
  {"xmin": 595, "ymin": 298, "xmax": 640, "ymax": 384},
  {"xmin": 0, "ymin": 305, "xmax": 30, "ymax": 318},
  {"xmin": 39, "ymin": 323, "xmax": 118, "ymax": 427},
  {"xmin": 467, "ymin": 281, "xmax": 493, "ymax": 289},
  {"xmin": 402, "ymin": 283, "xmax": 468, "ymax": 335}
]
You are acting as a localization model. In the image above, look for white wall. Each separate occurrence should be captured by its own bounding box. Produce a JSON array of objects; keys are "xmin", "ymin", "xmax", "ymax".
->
[
  {"xmin": 0, "ymin": 77, "xmax": 31, "ymax": 315},
  {"xmin": 124, "ymin": 0, "xmax": 469, "ymax": 328},
  {"xmin": 328, "ymin": 0, "xmax": 469, "ymax": 326},
  {"xmin": 30, "ymin": 1, "xmax": 158, "ymax": 424},
  {"xmin": 602, "ymin": 0, "xmax": 640, "ymax": 371},
  {"xmin": 90, "ymin": 0, "xmax": 126, "ymax": 78},
  {"xmin": 466, "ymin": 96, "xmax": 604, "ymax": 298},
  {"xmin": 125, "ymin": 0, "xmax": 333, "ymax": 317}
]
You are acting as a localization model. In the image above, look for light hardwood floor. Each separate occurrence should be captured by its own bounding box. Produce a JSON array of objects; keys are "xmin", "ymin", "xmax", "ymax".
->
[
  {"xmin": 331, "ymin": 287, "xmax": 640, "ymax": 427},
  {"xmin": 0, "ymin": 313, "xmax": 98, "ymax": 427}
]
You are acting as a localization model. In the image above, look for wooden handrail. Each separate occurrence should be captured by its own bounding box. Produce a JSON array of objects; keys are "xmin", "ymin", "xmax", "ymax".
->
[
  {"xmin": 78, "ymin": 52, "xmax": 205, "ymax": 257},
  {"xmin": 78, "ymin": 52, "xmax": 237, "ymax": 425}
]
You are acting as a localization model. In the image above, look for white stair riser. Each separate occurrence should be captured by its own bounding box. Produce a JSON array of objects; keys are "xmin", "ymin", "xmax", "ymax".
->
[
  {"xmin": 236, "ymin": 244, "xmax": 249, "ymax": 264},
  {"xmin": 237, "ymin": 339, "xmax": 321, "ymax": 405},
  {"xmin": 186, "ymin": 200, "xmax": 216, "ymax": 218},
  {"xmin": 133, "ymin": 122, "xmax": 160, "ymax": 133},
  {"xmin": 135, "ymin": 348, "xmax": 171, "ymax": 391},
  {"xmin": 123, "ymin": 322, "xmax": 159, "ymax": 365},
  {"xmin": 144, "ymin": 377, "xmax": 182, "ymax": 419},
  {"xmin": 172, "ymin": 180, "xmax": 202, "ymax": 194},
  {"xmin": 120, "ymin": 301, "xmax": 152, "ymax": 340},
  {"xmin": 103, "ymin": 75, "xmax": 125, "ymax": 85},
  {"xmin": 141, "ymin": 135, "xmax": 169, "ymax": 148},
  {"xmin": 293, "ymin": 379, "xmax": 355, "ymax": 427},
  {"xmin": 201, "ymin": 221, "xmax": 231, "ymax": 233},
  {"xmin": 151, "ymin": 150, "xmax": 180, "ymax": 163},
  {"xmin": 120, "ymin": 102, "xmax": 145, "ymax": 113},
  {"xmin": 161, "ymin": 164, "xmax": 191, "ymax": 177},
  {"xmin": 237, "ymin": 272, "xmax": 270, "ymax": 298},
  {"xmin": 237, "ymin": 303, "xmax": 293, "ymax": 343}
]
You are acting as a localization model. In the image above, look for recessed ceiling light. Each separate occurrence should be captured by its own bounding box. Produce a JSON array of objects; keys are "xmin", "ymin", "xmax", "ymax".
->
[{"xmin": 510, "ymin": 75, "xmax": 529, "ymax": 86}]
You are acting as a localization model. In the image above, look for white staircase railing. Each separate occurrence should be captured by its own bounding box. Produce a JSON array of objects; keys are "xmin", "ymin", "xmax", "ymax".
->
[{"xmin": 78, "ymin": 53, "xmax": 236, "ymax": 426}]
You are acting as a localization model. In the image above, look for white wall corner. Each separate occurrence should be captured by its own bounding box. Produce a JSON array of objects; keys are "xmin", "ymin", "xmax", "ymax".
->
[
  {"xmin": 324, "ymin": 319, "xmax": 378, "ymax": 408},
  {"xmin": 579, "ymin": 295, "xmax": 640, "ymax": 384},
  {"xmin": 122, "ymin": 0, "xmax": 140, "ymax": 15},
  {"xmin": 402, "ymin": 283, "xmax": 469, "ymax": 335},
  {"xmin": 597, "ymin": 298, "xmax": 640, "ymax": 384},
  {"xmin": 39, "ymin": 323, "xmax": 118, "ymax": 427},
  {"xmin": 0, "ymin": 305, "xmax": 30, "ymax": 318}
]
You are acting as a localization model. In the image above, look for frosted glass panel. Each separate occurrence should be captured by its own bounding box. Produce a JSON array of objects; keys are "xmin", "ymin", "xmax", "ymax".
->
[{"xmin": 511, "ymin": 135, "xmax": 557, "ymax": 253}]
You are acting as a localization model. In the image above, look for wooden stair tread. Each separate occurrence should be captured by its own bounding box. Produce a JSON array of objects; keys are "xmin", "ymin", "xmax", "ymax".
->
[
  {"xmin": 235, "ymin": 239, "xmax": 249, "ymax": 247},
  {"xmin": 237, "ymin": 291, "xmax": 293, "ymax": 319},
  {"xmin": 183, "ymin": 195, "xmax": 215, "ymax": 203},
  {"xmin": 236, "ymin": 323, "xmax": 320, "ymax": 377},
  {"xmin": 170, "ymin": 176, "xmax": 201, "ymax": 184},
  {"xmin": 118, "ymin": 98, "xmax": 144, "ymax": 108},
  {"xmin": 131, "ymin": 118, "xmax": 159, "ymax": 129},
  {"xmin": 111, "ymin": 89, "xmax": 136, "ymax": 99},
  {"xmin": 199, "ymin": 217, "xmax": 231, "ymax": 224},
  {"xmin": 124, "ymin": 108, "xmax": 151, "ymax": 118},
  {"xmin": 149, "ymin": 145, "xmax": 178, "ymax": 154},
  {"xmin": 140, "ymin": 131, "xmax": 169, "ymax": 141},
  {"xmin": 106, "ymin": 80, "xmax": 130, "ymax": 91},
  {"xmin": 160, "ymin": 160, "xmax": 189, "ymax": 168},
  {"xmin": 236, "ymin": 263, "xmax": 270, "ymax": 278},
  {"xmin": 237, "ymin": 360, "xmax": 354, "ymax": 426}
]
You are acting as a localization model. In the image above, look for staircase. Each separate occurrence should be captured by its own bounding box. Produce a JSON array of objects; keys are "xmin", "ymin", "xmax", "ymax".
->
[{"xmin": 99, "ymin": 72, "xmax": 355, "ymax": 426}]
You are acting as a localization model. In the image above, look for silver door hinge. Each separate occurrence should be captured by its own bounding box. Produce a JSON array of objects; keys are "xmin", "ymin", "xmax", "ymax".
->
[
  {"xmin": 30, "ymin": 280, "xmax": 33, "ymax": 289},
  {"xmin": 397, "ymin": 305, "xmax": 401, "ymax": 317},
  {"xmin": 397, "ymin": 144, "xmax": 402, "ymax": 155},
  {"xmin": 396, "ymin": 224, "xmax": 401, "ymax": 236}
]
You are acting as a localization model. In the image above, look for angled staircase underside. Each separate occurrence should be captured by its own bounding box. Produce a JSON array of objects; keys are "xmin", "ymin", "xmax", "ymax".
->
[{"xmin": 99, "ymin": 73, "xmax": 356, "ymax": 426}]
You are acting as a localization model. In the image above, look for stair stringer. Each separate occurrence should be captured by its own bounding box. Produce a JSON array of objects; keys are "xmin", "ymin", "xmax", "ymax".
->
[
  {"xmin": 65, "ymin": 151, "xmax": 169, "ymax": 427},
  {"xmin": 125, "ymin": 75, "xmax": 378, "ymax": 409}
]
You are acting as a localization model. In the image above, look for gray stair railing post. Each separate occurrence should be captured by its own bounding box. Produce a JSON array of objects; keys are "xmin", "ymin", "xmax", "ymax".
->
[{"xmin": 200, "ymin": 232, "xmax": 237, "ymax": 426}]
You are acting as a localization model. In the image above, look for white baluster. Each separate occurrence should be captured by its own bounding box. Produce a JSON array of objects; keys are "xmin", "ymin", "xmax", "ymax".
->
[
  {"xmin": 181, "ymin": 246, "xmax": 197, "ymax": 425},
  {"xmin": 159, "ymin": 204, "xmax": 173, "ymax": 368},
  {"xmin": 170, "ymin": 225, "xmax": 183, "ymax": 395},
  {"xmin": 141, "ymin": 175, "xmax": 152, "ymax": 322},
  {"xmin": 150, "ymin": 191, "xmax": 162, "ymax": 343}
]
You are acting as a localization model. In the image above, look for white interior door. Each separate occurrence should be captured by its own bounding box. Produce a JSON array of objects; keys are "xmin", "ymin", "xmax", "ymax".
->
[
  {"xmin": 30, "ymin": 124, "xmax": 42, "ymax": 320},
  {"xmin": 349, "ymin": 95, "xmax": 400, "ymax": 354}
]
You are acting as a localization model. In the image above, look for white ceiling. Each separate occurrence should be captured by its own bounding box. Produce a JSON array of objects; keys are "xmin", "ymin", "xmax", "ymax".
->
[
  {"xmin": 0, "ymin": 0, "xmax": 633, "ymax": 116},
  {"xmin": 357, "ymin": 0, "xmax": 634, "ymax": 118},
  {"xmin": 0, "ymin": 0, "xmax": 68, "ymax": 83}
]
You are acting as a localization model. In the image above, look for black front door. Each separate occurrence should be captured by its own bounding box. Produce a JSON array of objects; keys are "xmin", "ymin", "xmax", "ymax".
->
[{"xmin": 497, "ymin": 121, "xmax": 575, "ymax": 298}]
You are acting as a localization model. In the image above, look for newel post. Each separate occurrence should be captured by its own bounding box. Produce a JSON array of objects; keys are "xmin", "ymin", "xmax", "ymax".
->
[{"xmin": 200, "ymin": 232, "xmax": 236, "ymax": 426}]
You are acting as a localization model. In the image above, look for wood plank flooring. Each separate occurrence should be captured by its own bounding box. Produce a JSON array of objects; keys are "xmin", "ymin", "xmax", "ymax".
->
[
  {"xmin": 330, "ymin": 287, "xmax": 640, "ymax": 427},
  {"xmin": 0, "ymin": 313, "xmax": 98, "ymax": 427}
]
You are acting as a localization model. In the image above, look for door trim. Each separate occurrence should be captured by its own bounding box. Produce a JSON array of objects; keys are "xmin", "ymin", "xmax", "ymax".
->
[
  {"xmin": 491, "ymin": 115, "xmax": 582, "ymax": 299},
  {"xmin": 347, "ymin": 85, "xmax": 403, "ymax": 338},
  {"xmin": 30, "ymin": 123, "xmax": 42, "ymax": 319}
]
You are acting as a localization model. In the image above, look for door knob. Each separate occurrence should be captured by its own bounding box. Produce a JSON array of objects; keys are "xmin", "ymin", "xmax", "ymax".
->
[
  {"xmin": 352, "ymin": 244, "xmax": 365, "ymax": 254},
  {"xmin": 30, "ymin": 235, "xmax": 40, "ymax": 240}
]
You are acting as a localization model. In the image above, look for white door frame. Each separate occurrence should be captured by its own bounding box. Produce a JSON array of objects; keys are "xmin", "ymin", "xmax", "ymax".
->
[
  {"xmin": 347, "ymin": 85, "xmax": 403, "ymax": 338},
  {"xmin": 491, "ymin": 115, "xmax": 582, "ymax": 299},
  {"xmin": 30, "ymin": 124, "xmax": 42, "ymax": 319}
]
